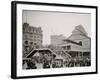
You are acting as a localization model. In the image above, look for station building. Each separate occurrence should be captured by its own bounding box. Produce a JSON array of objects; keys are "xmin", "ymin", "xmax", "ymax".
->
[{"xmin": 61, "ymin": 25, "xmax": 91, "ymax": 61}]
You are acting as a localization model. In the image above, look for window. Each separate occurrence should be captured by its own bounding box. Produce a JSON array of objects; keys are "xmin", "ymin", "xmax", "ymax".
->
[
  {"xmin": 29, "ymin": 27, "xmax": 31, "ymax": 32},
  {"xmin": 24, "ymin": 35, "xmax": 28, "ymax": 39},
  {"xmin": 67, "ymin": 45, "xmax": 71, "ymax": 50},
  {"xmin": 24, "ymin": 40, "xmax": 28, "ymax": 44},
  {"xmin": 62, "ymin": 46, "xmax": 66, "ymax": 50},
  {"xmin": 79, "ymin": 41, "xmax": 82, "ymax": 46},
  {"xmin": 30, "ymin": 42, "xmax": 33, "ymax": 45},
  {"xmin": 34, "ymin": 43, "xmax": 36, "ymax": 45}
]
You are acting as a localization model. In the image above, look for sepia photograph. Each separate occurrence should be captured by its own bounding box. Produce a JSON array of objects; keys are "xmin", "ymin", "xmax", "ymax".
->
[{"xmin": 22, "ymin": 10, "xmax": 91, "ymax": 70}]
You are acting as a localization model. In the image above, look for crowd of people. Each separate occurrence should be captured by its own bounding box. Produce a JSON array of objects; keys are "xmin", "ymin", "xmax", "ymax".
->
[
  {"xmin": 64, "ymin": 58, "xmax": 91, "ymax": 67},
  {"xmin": 23, "ymin": 56, "xmax": 91, "ymax": 69}
]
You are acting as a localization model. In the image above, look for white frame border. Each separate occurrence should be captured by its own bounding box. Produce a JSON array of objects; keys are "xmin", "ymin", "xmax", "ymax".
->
[{"xmin": 16, "ymin": 3, "xmax": 96, "ymax": 77}]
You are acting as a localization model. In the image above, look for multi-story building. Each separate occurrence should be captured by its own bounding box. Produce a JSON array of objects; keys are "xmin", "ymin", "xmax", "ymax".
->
[
  {"xmin": 61, "ymin": 25, "xmax": 91, "ymax": 61},
  {"xmin": 23, "ymin": 23, "xmax": 43, "ymax": 57}
]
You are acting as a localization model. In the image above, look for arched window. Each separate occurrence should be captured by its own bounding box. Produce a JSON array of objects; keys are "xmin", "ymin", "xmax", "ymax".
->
[{"xmin": 24, "ymin": 40, "xmax": 28, "ymax": 44}]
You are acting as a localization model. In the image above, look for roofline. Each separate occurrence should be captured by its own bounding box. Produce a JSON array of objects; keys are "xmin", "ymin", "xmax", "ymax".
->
[{"xmin": 26, "ymin": 48, "xmax": 57, "ymax": 58}]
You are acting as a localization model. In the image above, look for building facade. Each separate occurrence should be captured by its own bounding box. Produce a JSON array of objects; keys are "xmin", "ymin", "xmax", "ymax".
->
[
  {"xmin": 23, "ymin": 23, "xmax": 43, "ymax": 57},
  {"xmin": 61, "ymin": 25, "xmax": 91, "ymax": 66}
]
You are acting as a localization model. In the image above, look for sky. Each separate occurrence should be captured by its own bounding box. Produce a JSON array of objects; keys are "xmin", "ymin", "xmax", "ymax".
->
[{"xmin": 22, "ymin": 10, "xmax": 91, "ymax": 45}]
